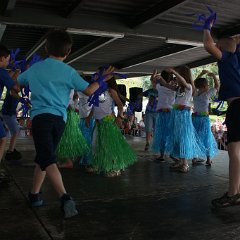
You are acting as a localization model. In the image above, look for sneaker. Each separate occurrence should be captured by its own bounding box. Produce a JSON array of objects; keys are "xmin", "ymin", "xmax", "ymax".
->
[
  {"xmin": 212, "ymin": 192, "xmax": 240, "ymax": 208},
  {"xmin": 5, "ymin": 149, "xmax": 22, "ymax": 161},
  {"xmin": 60, "ymin": 194, "xmax": 78, "ymax": 219},
  {"xmin": 144, "ymin": 143, "xmax": 150, "ymax": 151},
  {"xmin": 28, "ymin": 192, "xmax": 43, "ymax": 207}
]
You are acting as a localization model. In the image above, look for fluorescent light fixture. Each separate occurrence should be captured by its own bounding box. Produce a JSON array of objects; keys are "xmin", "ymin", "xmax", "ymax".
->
[
  {"xmin": 0, "ymin": 24, "xmax": 6, "ymax": 41},
  {"xmin": 166, "ymin": 38, "xmax": 204, "ymax": 47},
  {"xmin": 67, "ymin": 28, "xmax": 124, "ymax": 38}
]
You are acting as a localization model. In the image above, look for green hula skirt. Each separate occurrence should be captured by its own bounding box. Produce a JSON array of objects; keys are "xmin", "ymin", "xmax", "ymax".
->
[
  {"xmin": 91, "ymin": 115, "xmax": 137, "ymax": 172},
  {"xmin": 56, "ymin": 109, "xmax": 89, "ymax": 163}
]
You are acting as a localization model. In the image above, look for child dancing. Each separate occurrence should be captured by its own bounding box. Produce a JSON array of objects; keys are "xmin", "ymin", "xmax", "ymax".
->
[{"xmin": 192, "ymin": 70, "xmax": 219, "ymax": 166}]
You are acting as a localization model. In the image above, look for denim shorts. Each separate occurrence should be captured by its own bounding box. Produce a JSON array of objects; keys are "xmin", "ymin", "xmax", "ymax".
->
[
  {"xmin": 144, "ymin": 112, "xmax": 157, "ymax": 133},
  {"xmin": 2, "ymin": 114, "xmax": 20, "ymax": 135},
  {"xmin": 32, "ymin": 113, "xmax": 65, "ymax": 171}
]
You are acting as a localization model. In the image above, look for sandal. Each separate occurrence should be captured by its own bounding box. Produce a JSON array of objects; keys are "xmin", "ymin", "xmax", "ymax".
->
[
  {"xmin": 178, "ymin": 164, "xmax": 189, "ymax": 173},
  {"xmin": 212, "ymin": 192, "xmax": 240, "ymax": 208},
  {"xmin": 104, "ymin": 170, "xmax": 121, "ymax": 177},
  {"xmin": 170, "ymin": 161, "xmax": 183, "ymax": 169}
]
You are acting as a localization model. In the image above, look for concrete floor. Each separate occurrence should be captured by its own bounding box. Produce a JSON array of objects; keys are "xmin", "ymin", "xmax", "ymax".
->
[{"xmin": 1, "ymin": 136, "xmax": 239, "ymax": 240}]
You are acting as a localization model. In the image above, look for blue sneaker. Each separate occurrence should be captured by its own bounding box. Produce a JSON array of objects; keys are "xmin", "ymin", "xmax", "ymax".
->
[
  {"xmin": 28, "ymin": 192, "xmax": 43, "ymax": 207},
  {"xmin": 60, "ymin": 194, "xmax": 78, "ymax": 219}
]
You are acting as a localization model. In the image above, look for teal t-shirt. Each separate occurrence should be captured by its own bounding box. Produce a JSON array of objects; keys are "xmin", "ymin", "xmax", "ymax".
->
[{"xmin": 18, "ymin": 58, "xmax": 89, "ymax": 121}]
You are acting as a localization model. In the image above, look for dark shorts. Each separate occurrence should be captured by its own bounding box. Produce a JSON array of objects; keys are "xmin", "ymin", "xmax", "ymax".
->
[
  {"xmin": 225, "ymin": 98, "xmax": 240, "ymax": 143},
  {"xmin": 32, "ymin": 114, "xmax": 65, "ymax": 171}
]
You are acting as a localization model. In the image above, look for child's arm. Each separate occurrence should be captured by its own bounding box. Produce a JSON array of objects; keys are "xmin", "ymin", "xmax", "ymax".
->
[
  {"xmin": 168, "ymin": 68, "xmax": 192, "ymax": 90},
  {"xmin": 109, "ymin": 88, "xmax": 124, "ymax": 127},
  {"xmin": 85, "ymin": 108, "xmax": 94, "ymax": 128},
  {"xmin": 208, "ymin": 72, "xmax": 220, "ymax": 91},
  {"xmin": 156, "ymin": 75, "xmax": 177, "ymax": 91},
  {"xmin": 83, "ymin": 66, "xmax": 115, "ymax": 96},
  {"xmin": 119, "ymin": 94, "xmax": 130, "ymax": 103},
  {"xmin": 195, "ymin": 69, "xmax": 209, "ymax": 79},
  {"xmin": 203, "ymin": 29, "xmax": 222, "ymax": 60},
  {"xmin": 150, "ymin": 69, "xmax": 158, "ymax": 81}
]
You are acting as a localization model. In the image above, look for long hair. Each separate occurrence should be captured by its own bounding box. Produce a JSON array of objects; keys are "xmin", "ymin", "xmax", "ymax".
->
[{"xmin": 175, "ymin": 66, "xmax": 193, "ymax": 84}]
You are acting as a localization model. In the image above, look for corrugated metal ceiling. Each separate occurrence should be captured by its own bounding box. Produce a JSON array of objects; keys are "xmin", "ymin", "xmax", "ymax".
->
[{"xmin": 0, "ymin": 0, "xmax": 239, "ymax": 75}]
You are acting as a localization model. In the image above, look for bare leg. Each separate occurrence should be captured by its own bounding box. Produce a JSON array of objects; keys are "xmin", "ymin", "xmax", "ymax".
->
[
  {"xmin": 31, "ymin": 163, "xmax": 66, "ymax": 197},
  {"xmin": 146, "ymin": 132, "xmax": 152, "ymax": 145},
  {"xmin": 8, "ymin": 133, "xmax": 18, "ymax": 152},
  {"xmin": 45, "ymin": 164, "xmax": 66, "ymax": 197},
  {"xmin": 206, "ymin": 156, "xmax": 212, "ymax": 165},
  {"xmin": 31, "ymin": 164, "xmax": 46, "ymax": 193},
  {"xmin": 228, "ymin": 142, "xmax": 240, "ymax": 196}
]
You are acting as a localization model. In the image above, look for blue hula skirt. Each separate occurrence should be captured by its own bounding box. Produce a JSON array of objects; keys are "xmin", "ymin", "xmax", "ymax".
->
[
  {"xmin": 91, "ymin": 115, "xmax": 137, "ymax": 172},
  {"xmin": 151, "ymin": 110, "xmax": 172, "ymax": 153},
  {"xmin": 165, "ymin": 107, "xmax": 206, "ymax": 159},
  {"xmin": 192, "ymin": 114, "xmax": 218, "ymax": 158},
  {"xmin": 56, "ymin": 109, "xmax": 89, "ymax": 163},
  {"xmin": 79, "ymin": 117, "xmax": 95, "ymax": 165},
  {"xmin": 79, "ymin": 118, "xmax": 95, "ymax": 145}
]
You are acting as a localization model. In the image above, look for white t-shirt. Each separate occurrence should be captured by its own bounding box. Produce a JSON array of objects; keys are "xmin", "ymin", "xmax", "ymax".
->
[
  {"xmin": 93, "ymin": 91, "xmax": 113, "ymax": 120},
  {"xmin": 156, "ymin": 84, "xmax": 176, "ymax": 109},
  {"xmin": 175, "ymin": 84, "xmax": 192, "ymax": 107},
  {"xmin": 78, "ymin": 92, "xmax": 92, "ymax": 118},
  {"xmin": 193, "ymin": 88, "xmax": 217, "ymax": 113}
]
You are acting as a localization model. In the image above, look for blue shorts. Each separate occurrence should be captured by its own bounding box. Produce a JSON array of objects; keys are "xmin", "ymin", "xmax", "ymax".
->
[
  {"xmin": 2, "ymin": 114, "xmax": 20, "ymax": 135},
  {"xmin": 32, "ymin": 114, "xmax": 65, "ymax": 171},
  {"xmin": 144, "ymin": 112, "xmax": 157, "ymax": 133},
  {"xmin": 0, "ymin": 120, "xmax": 6, "ymax": 138}
]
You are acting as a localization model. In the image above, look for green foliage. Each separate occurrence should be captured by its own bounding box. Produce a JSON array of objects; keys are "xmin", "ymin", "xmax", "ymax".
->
[{"xmin": 141, "ymin": 75, "xmax": 151, "ymax": 91}]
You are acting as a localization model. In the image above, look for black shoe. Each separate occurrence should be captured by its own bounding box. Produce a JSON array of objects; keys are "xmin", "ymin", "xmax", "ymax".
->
[
  {"xmin": 5, "ymin": 149, "xmax": 22, "ymax": 161},
  {"xmin": 28, "ymin": 192, "xmax": 43, "ymax": 207},
  {"xmin": 60, "ymin": 193, "xmax": 78, "ymax": 218}
]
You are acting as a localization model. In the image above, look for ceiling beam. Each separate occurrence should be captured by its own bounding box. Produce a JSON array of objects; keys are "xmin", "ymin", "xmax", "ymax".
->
[
  {"xmin": 66, "ymin": 37, "xmax": 118, "ymax": 64},
  {"xmin": 0, "ymin": 0, "xmax": 17, "ymax": 16},
  {"xmin": 63, "ymin": 0, "xmax": 85, "ymax": 18},
  {"xmin": 0, "ymin": 8, "xmax": 203, "ymax": 43},
  {"xmin": 26, "ymin": 31, "xmax": 51, "ymax": 60},
  {"xmin": 187, "ymin": 56, "xmax": 215, "ymax": 68},
  {"xmin": 129, "ymin": 0, "xmax": 188, "ymax": 28},
  {"xmin": 114, "ymin": 45, "xmax": 193, "ymax": 69}
]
